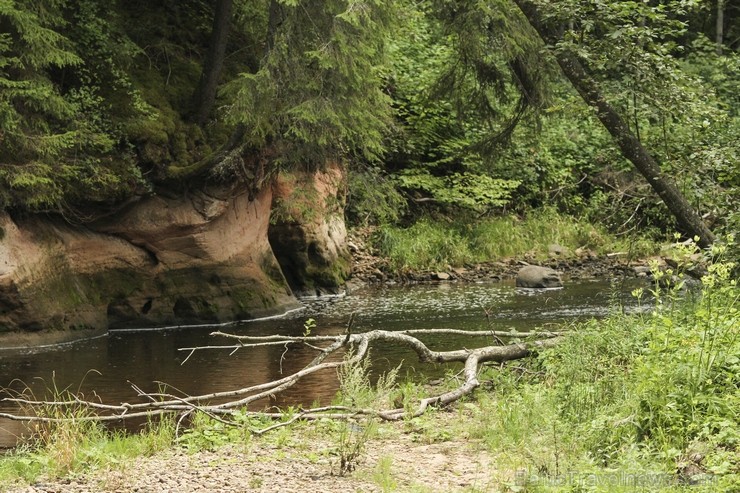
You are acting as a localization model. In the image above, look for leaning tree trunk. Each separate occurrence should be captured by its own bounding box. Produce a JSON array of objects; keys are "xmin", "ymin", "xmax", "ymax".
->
[
  {"xmin": 192, "ymin": 0, "xmax": 233, "ymax": 126},
  {"xmin": 513, "ymin": 0, "xmax": 716, "ymax": 248}
]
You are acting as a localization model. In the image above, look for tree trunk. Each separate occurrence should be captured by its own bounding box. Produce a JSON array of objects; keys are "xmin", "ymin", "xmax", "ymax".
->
[
  {"xmin": 717, "ymin": 0, "xmax": 725, "ymax": 55},
  {"xmin": 192, "ymin": 0, "xmax": 233, "ymax": 126},
  {"xmin": 266, "ymin": 0, "xmax": 284, "ymax": 55},
  {"xmin": 513, "ymin": 0, "xmax": 715, "ymax": 248}
]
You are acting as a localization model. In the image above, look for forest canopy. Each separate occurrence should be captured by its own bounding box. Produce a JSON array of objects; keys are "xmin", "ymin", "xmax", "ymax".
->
[{"xmin": 0, "ymin": 0, "xmax": 737, "ymax": 240}]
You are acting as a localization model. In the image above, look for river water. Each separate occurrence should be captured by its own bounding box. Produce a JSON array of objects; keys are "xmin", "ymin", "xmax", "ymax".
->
[{"xmin": 0, "ymin": 278, "xmax": 647, "ymax": 447}]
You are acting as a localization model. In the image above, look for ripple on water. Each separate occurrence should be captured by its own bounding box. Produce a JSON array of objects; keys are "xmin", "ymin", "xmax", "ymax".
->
[{"xmin": 300, "ymin": 279, "xmax": 646, "ymax": 332}]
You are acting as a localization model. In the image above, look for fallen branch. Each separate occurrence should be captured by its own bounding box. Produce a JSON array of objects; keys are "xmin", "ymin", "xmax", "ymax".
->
[{"xmin": 1, "ymin": 329, "xmax": 560, "ymax": 428}]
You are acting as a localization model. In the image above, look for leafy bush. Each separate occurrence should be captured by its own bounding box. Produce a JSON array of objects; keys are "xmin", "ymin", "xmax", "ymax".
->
[
  {"xmin": 630, "ymin": 249, "xmax": 738, "ymax": 451},
  {"xmin": 346, "ymin": 166, "xmax": 407, "ymax": 226},
  {"xmin": 542, "ymin": 239, "xmax": 739, "ymax": 485}
]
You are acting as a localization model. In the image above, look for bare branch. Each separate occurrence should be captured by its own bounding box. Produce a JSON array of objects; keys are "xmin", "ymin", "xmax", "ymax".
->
[{"xmin": 2, "ymin": 329, "xmax": 559, "ymax": 431}]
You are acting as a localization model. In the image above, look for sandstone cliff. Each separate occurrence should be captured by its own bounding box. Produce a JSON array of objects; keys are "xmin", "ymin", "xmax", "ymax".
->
[
  {"xmin": 269, "ymin": 165, "xmax": 351, "ymax": 297},
  {"xmin": 0, "ymin": 184, "xmax": 303, "ymax": 332}
]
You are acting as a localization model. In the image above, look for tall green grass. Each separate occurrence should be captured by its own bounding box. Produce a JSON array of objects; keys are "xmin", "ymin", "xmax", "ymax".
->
[
  {"xmin": 469, "ymin": 242, "xmax": 739, "ymax": 491},
  {"xmin": 0, "ymin": 409, "xmax": 175, "ymax": 487},
  {"xmin": 373, "ymin": 209, "xmax": 658, "ymax": 271}
]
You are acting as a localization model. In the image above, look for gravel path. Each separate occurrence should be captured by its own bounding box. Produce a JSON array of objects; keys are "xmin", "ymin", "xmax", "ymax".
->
[{"xmin": 5, "ymin": 412, "xmax": 504, "ymax": 493}]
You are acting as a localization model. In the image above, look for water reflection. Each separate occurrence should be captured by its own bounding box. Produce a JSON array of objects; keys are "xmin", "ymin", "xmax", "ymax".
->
[{"xmin": 1, "ymin": 278, "xmax": 647, "ymax": 447}]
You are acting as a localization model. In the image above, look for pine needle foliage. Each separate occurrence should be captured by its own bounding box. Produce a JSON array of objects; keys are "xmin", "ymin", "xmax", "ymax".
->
[
  {"xmin": 380, "ymin": 0, "xmax": 537, "ymax": 215},
  {"xmin": 0, "ymin": 0, "xmax": 147, "ymax": 212},
  {"xmin": 431, "ymin": 0, "xmax": 556, "ymax": 150},
  {"xmin": 224, "ymin": 0, "xmax": 397, "ymax": 170}
]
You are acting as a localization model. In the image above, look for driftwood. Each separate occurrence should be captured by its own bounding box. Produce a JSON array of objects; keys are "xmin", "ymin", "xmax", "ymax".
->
[{"xmin": 1, "ymin": 328, "xmax": 561, "ymax": 431}]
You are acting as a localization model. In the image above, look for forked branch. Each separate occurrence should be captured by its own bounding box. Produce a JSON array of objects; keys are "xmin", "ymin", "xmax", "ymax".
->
[{"xmin": 1, "ymin": 329, "xmax": 560, "ymax": 427}]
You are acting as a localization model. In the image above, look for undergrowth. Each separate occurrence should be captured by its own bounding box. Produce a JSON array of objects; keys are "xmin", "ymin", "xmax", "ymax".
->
[
  {"xmin": 373, "ymin": 209, "xmax": 659, "ymax": 271},
  {"xmin": 470, "ymin": 237, "xmax": 739, "ymax": 492},
  {"xmin": 0, "ymin": 403, "xmax": 174, "ymax": 486}
]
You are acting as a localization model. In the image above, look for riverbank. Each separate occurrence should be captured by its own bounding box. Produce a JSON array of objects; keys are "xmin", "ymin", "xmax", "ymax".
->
[
  {"xmin": 3, "ymin": 227, "xmax": 735, "ymax": 492},
  {"xmin": 0, "ymin": 224, "xmax": 659, "ymax": 349},
  {"xmin": 4, "ymin": 409, "xmax": 502, "ymax": 493},
  {"xmin": 0, "ymin": 328, "xmax": 107, "ymax": 352},
  {"xmin": 2, "ymin": 245, "xmax": 737, "ymax": 492},
  {"xmin": 346, "ymin": 225, "xmax": 660, "ymax": 288}
]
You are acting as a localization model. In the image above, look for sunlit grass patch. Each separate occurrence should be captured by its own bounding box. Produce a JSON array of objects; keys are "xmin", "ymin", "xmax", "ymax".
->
[
  {"xmin": 373, "ymin": 209, "xmax": 660, "ymax": 271},
  {"xmin": 0, "ymin": 415, "xmax": 175, "ymax": 487}
]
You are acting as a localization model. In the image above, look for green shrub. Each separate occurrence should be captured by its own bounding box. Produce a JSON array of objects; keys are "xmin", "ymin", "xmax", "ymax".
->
[
  {"xmin": 346, "ymin": 166, "xmax": 407, "ymax": 226},
  {"xmin": 541, "ymin": 240, "xmax": 739, "ymax": 483}
]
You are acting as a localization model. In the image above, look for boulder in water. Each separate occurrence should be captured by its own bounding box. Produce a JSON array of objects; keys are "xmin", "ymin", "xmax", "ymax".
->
[{"xmin": 516, "ymin": 265, "xmax": 563, "ymax": 288}]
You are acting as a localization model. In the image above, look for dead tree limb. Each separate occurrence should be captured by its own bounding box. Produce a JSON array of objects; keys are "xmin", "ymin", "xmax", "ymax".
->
[{"xmin": 1, "ymin": 329, "xmax": 560, "ymax": 427}]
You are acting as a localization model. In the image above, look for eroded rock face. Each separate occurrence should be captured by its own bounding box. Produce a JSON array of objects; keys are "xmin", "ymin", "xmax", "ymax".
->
[
  {"xmin": 269, "ymin": 164, "xmax": 351, "ymax": 296},
  {"xmin": 515, "ymin": 265, "xmax": 563, "ymax": 289},
  {"xmin": 0, "ymin": 186, "xmax": 298, "ymax": 332}
]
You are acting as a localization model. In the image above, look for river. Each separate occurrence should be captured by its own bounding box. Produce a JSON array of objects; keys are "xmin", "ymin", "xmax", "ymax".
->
[{"xmin": 0, "ymin": 278, "xmax": 648, "ymax": 447}]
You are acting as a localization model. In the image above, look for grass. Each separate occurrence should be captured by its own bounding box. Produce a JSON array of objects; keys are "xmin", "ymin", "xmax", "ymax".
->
[
  {"xmin": 468, "ymin": 243, "xmax": 739, "ymax": 492},
  {"xmin": 373, "ymin": 455, "xmax": 398, "ymax": 492},
  {"xmin": 372, "ymin": 209, "xmax": 660, "ymax": 271},
  {"xmin": 0, "ymin": 373, "xmax": 177, "ymax": 486},
  {"xmin": 0, "ymin": 416, "xmax": 174, "ymax": 486}
]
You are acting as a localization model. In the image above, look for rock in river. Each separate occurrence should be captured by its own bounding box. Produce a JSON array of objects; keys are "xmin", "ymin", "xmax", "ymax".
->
[{"xmin": 515, "ymin": 265, "xmax": 563, "ymax": 288}]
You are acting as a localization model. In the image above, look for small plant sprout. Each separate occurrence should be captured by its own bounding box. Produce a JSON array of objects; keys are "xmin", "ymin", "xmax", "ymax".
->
[{"xmin": 303, "ymin": 318, "xmax": 316, "ymax": 337}]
